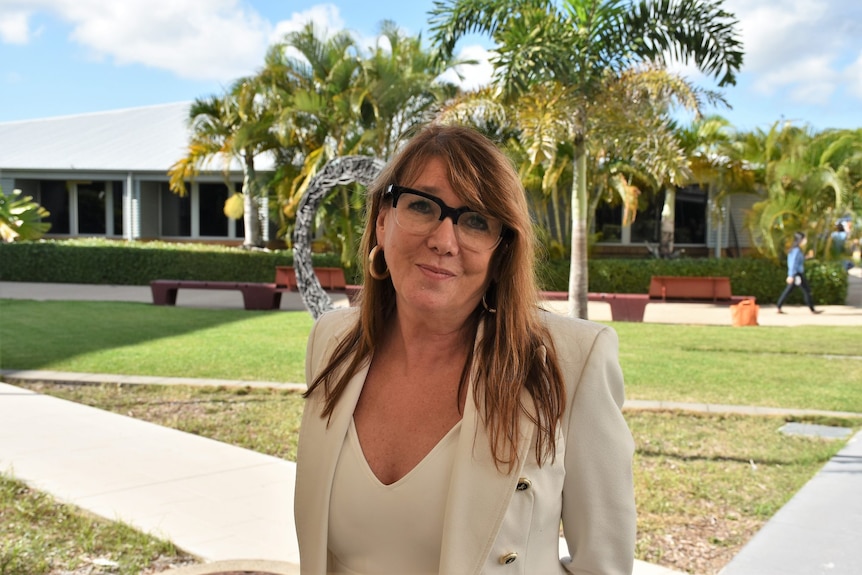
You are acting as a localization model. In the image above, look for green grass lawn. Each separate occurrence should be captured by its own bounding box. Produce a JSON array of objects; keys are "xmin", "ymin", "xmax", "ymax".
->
[
  {"xmin": 614, "ymin": 322, "xmax": 862, "ymax": 412},
  {"xmin": 2, "ymin": 299, "xmax": 860, "ymax": 411},
  {"xmin": 0, "ymin": 300, "xmax": 314, "ymax": 383},
  {"xmin": 0, "ymin": 471, "xmax": 196, "ymax": 574}
]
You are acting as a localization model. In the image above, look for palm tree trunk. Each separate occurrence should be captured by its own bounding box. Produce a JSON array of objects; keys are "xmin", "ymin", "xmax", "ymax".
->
[
  {"xmin": 552, "ymin": 186, "xmax": 565, "ymax": 249},
  {"xmin": 242, "ymin": 153, "xmax": 262, "ymax": 247},
  {"xmin": 567, "ymin": 137, "xmax": 589, "ymax": 319},
  {"xmin": 659, "ymin": 186, "xmax": 675, "ymax": 257}
]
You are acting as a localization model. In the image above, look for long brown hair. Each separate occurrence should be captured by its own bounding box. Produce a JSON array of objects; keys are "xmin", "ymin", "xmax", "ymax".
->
[{"xmin": 305, "ymin": 123, "xmax": 565, "ymax": 470}]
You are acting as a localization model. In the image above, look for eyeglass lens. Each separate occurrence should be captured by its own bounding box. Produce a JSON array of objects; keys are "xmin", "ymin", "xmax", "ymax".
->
[{"xmin": 390, "ymin": 186, "xmax": 503, "ymax": 251}]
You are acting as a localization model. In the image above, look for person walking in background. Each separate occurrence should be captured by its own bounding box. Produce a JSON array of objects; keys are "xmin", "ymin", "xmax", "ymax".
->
[
  {"xmin": 831, "ymin": 218, "xmax": 854, "ymax": 271},
  {"xmin": 777, "ymin": 231, "xmax": 822, "ymax": 314}
]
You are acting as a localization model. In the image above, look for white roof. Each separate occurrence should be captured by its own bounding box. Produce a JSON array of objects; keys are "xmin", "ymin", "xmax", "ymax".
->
[{"xmin": 0, "ymin": 102, "xmax": 274, "ymax": 174}]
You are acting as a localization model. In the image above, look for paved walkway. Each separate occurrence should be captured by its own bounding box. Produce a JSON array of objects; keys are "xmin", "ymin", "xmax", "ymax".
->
[{"xmin": 1, "ymin": 279, "xmax": 861, "ymax": 574}]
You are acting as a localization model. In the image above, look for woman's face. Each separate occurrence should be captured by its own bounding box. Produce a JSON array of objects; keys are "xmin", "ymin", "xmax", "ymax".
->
[{"xmin": 376, "ymin": 157, "xmax": 496, "ymax": 320}]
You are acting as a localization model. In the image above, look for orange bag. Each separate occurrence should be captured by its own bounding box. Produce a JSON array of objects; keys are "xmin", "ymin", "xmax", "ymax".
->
[{"xmin": 731, "ymin": 298, "xmax": 759, "ymax": 326}]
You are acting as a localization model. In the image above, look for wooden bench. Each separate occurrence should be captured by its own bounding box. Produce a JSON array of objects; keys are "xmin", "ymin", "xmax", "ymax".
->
[
  {"xmin": 275, "ymin": 266, "xmax": 361, "ymax": 305},
  {"xmin": 541, "ymin": 292, "xmax": 650, "ymax": 322},
  {"xmin": 275, "ymin": 266, "xmax": 347, "ymax": 291},
  {"xmin": 152, "ymin": 267, "xmax": 362, "ymax": 311},
  {"xmin": 150, "ymin": 280, "xmax": 282, "ymax": 310},
  {"xmin": 648, "ymin": 276, "xmax": 752, "ymax": 304}
]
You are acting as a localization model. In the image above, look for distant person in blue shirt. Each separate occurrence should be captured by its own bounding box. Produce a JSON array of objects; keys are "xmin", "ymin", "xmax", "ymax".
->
[
  {"xmin": 777, "ymin": 231, "xmax": 822, "ymax": 314},
  {"xmin": 831, "ymin": 219, "xmax": 854, "ymax": 271}
]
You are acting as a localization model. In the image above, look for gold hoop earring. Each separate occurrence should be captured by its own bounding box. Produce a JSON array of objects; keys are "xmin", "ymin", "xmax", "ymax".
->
[
  {"xmin": 482, "ymin": 294, "xmax": 497, "ymax": 314},
  {"xmin": 368, "ymin": 245, "xmax": 390, "ymax": 280}
]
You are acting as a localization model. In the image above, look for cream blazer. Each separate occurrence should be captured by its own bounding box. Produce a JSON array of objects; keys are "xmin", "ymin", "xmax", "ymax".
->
[{"xmin": 294, "ymin": 307, "xmax": 636, "ymax": 575}]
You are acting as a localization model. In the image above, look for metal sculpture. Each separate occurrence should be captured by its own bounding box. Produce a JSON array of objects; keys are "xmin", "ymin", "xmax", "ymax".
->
[{"xmin": 292, "ymin": 156, "xmax": 385, "ymax": 319}]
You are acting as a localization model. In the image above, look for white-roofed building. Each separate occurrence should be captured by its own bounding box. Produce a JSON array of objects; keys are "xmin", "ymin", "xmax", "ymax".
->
[
  {"xmin": 1, "ymin": 102, "xmax": 756, "ymax": 256},
  {"xmin": 0, "ymin": 102, "xmax": 275, "ymax": 243}
]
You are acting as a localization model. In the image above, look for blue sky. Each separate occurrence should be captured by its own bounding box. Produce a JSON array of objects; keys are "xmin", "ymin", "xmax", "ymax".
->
[{"xmin": 1, "ymin": 0, "xmax": 861, "ymax": 132}]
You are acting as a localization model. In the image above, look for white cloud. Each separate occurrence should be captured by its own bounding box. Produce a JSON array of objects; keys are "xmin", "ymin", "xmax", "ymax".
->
[
  {"xmin": 438, "ymin": 44, "xmax": 494, "ymax": 91},
  {"xmin": 0, "ymin": 9, "xmax": 30, "ymax": 44},
  {"xmin": 268, "ymin": 4, "xmax": 350, "ymax": 65},
  {"xmin": 269, "ymin": 4, "xmax": 345, "ymax": 45},
  {"xmin": 753, "ymin": 54, "xmax": 840, "ymax": 104},
  {"xmin": 722, "ymin": 0, "xmax": 862, "ymax": 103},
  {"xmin": 0, "ymin": 0, "xmax": 276, "ymax": 81}
]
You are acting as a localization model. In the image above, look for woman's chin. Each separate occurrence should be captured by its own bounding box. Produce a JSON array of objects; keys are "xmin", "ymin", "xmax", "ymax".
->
[{"xmin": 400, "ymin": 289, "xmax": 475, "ymax": 317}]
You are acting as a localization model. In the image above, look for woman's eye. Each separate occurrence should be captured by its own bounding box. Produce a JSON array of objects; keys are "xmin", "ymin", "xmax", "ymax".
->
[
  {"xmin": 462, "ymin": 213, "xmax": 491, "ymax": 232},
  {"xmin": 407, "ymin": 198, "xmax": 435, "ymax": 215}
]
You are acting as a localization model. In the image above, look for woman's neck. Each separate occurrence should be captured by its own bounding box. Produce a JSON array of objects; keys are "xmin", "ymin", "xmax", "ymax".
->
[{"xmin": 383, "ymin": 309, "xmax": 475, "ymax": 368}]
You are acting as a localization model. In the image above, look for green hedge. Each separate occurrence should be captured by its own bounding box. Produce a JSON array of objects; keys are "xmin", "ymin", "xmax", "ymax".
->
[
  {"xmin": 0, "ymin": 239, "xmax": 343, "ymax": 285},
  {"xmin": 538, "ymin": 256, "xmax": 848, "ymax": 305},
  {"xmin": 0, "ymin": 239, "xmax": 848, "ymax": 305}
]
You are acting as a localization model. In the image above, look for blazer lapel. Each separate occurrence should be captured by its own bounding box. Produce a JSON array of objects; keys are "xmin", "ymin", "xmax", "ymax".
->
[
  {"xmin": 295, "ymin": 326, "xmax": 369, "ymax": 574},
  {"xmin": 438, "ymin": 369, "xmax": 537, "ymax": 574}
]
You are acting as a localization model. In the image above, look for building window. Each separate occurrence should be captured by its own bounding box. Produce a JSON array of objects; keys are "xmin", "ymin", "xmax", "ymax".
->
[
  {"xmin": 112, "ymin": 181, "xmax": 124, "ymax": 235},
  {"xmin": 160, "ymin": 184, "xmax": 191, "ymax": 236},
  {"xmin": 673, "ymin": 186, "xmax": 708, "ymax": 244},
  {"xmin": 198, "ymin": 183, "xmax": 230, "ymax": 237},
  {"xmin": 40, "ymin": 181, "xmax": 70, "ymax": 234},
  {"xmin": 594, "ymin": 203, "xmax": 623, "ymax": 243},
  {"xmin": 594, "ymin": 185, "xmax": 708, "ymax": 245},
  {"xmin": 77, "ymin": 181, "xmax": 107, "ymax": 234}
]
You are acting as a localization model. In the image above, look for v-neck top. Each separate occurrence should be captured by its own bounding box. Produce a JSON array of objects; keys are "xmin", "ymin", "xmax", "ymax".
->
[{"xmin": 327, "ymin": 417, "xmax": 462, "ymax": 574}]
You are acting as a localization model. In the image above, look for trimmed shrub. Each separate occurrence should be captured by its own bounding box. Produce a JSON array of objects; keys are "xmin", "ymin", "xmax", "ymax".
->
[
  {"xmin": 0, "ymin": 239, "xmax": 343, "ymax": 285},
  {"xmin": 537, "ymin": 256, "xmax": 848, "ymax": 305}
]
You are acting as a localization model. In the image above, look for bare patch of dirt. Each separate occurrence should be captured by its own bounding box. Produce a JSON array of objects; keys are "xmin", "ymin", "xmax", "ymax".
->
[{"xmin": 637, "ymin": 515, "xmax": 764, "ymax": 574}]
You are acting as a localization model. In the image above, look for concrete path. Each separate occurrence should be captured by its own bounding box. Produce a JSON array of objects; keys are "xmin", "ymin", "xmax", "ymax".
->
[
  {"xmin": 0, "ymin": 381, "xmax": 299, "ymax": 565},
  {"xmin": 719, "ymin": 429, "xmax": 862, "ymax": 575}
]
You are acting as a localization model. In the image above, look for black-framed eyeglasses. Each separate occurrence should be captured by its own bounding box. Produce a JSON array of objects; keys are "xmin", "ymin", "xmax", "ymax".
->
[{"xmin": 385, "ymin": 184, "xmax": 505, "ymax": 251}]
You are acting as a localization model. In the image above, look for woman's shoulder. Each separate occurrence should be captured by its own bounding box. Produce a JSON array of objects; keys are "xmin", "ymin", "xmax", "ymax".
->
[
  {"xmin": 537, "ymin": 308, "xmax": 616, "ymax": 345},
  {"xmin": 311, "ymin": 306, "xmax": 359, "ymax": 338}
]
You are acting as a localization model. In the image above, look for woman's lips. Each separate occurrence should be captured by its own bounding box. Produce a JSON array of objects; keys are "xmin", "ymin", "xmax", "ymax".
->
[{"xmin": 418, "ymin": 264, "xmax": 455, "ymax": 279}]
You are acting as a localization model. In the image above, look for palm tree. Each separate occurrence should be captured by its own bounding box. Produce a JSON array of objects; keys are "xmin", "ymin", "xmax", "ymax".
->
[
  {"xmin": 674, "ymin": 115, "xmax": 755, "ymax": 257},
  {"xmin": 358, "ymin": 20, "xmax": 463, "ymax": 158},
  {"xmin": 434, "ymin": 67, "xmax": 714, "ymax": 261},
  {"xmin": 743, "ymin": 123, "xmax": 862, "ymax": 260},
  {"xmin": 168, "ymin": 77, "xmax": 280, "ymax": 247},
  {"xmin": 582, "ymin": 66, "xmax": 726, "ymax": 256},
  {"xmin": 261, "ymin": 22, "xmax": 365, "ymax": 255},
  {"xmin": 429, "ymin": 0, "xmax": 743, "ymax": 317},
  {"xmin": 263, "ymin": 21, "xmax": 463, "ymax": 261},
  {"xmin": 0, "ymin": 186, "xmax": 51, "ymax": 242}
]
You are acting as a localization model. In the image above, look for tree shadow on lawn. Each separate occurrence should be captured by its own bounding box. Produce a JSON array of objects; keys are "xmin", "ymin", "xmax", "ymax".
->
[{"xmin": 0, "ymin": 299, "xmax": 313, "ymax": 380}]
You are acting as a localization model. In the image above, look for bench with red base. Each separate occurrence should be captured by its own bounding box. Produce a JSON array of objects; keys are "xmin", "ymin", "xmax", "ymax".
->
[
  {"xmin": 648, "ymin": 276, "xmax": 754, "ymax": 305},
  {"xmin": 541, "ymin": 292, "xmax": 650, "ymax": 322},
  {"xmin": 150, "ymin": 280, "xmax": 282, "ymax": 311},
  {"xmin": 274, "ymin": 266, "xmax": 348, "ymax": 291},
  {"xmin": 152, "ymin": 267, "xmax": 363, "ymax": 311},
  {"xmin": 275, "ymin": 266, "xmax": 361, "ymax": 305}
]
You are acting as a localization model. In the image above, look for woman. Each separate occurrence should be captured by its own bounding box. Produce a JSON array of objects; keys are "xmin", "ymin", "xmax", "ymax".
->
[
  {"xmin": 294, "ymin": 124, "xmax": 636, "ymax": 574},
  {"xmin": 777, "ymin": 231, "xmax": 821, "ymax": 314}
]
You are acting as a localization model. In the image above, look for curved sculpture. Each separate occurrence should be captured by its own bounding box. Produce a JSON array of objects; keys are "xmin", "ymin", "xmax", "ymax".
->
[{"xmin": 292, "ymin": 155, "xmax": 385, "ymax": 319}]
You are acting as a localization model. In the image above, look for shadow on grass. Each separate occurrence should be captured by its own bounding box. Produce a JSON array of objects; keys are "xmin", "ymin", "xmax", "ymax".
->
[{"xmin": 0, "ymin": 299, "xmax": 314, "ymax": 382}]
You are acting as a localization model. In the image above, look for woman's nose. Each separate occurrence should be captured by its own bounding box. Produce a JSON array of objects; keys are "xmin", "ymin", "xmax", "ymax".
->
[{"xmin": 426, "ymin": 217, "xmax": 460, "ymax": 254}]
